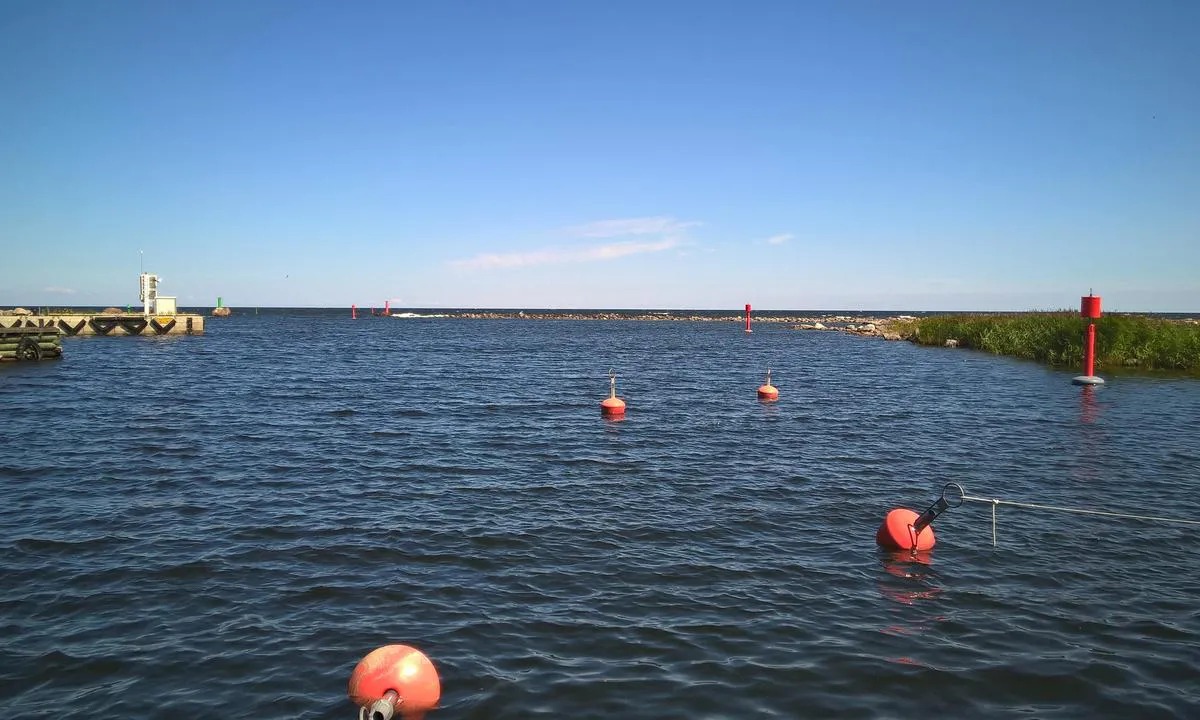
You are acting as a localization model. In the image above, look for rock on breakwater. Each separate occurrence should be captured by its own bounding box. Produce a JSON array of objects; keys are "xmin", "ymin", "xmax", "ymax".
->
[{"xmin": 790, "ymin": 314, "xmax": 915, "ymax": 341}]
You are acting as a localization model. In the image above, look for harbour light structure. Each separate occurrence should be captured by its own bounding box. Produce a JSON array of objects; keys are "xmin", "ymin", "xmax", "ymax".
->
[{"xmin": 139, "ymin": 273, "xmax": 177, "ymax": 316}]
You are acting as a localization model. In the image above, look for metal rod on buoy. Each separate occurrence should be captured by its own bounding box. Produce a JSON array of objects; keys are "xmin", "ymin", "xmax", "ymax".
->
[
  {"xmin": 744, "ymin": 303, "xmax": 752, "ymax": 333},
  {"xmin": 1073, "ymin": 290, "xmax": 1105, "ymax": 385}
]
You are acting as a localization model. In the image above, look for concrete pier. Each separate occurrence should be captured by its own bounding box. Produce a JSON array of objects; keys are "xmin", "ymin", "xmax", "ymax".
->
[{"xmin": 0, "ymin": 312, "xmax": 205, "ymax": 337}]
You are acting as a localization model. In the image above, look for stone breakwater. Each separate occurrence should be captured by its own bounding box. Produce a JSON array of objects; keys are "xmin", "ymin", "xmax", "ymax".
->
[
  {"xmin": 788, "ymin": 315, "xmax": 914, "ymax": 341},
  {"xmin": 447, "ymin": 311, "xmax": 914, "ymax": 339}
]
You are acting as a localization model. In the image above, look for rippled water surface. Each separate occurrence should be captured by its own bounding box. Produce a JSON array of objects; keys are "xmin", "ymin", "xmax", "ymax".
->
[{"xmin": 3, "ymin": 311, "xmax": 1199, "ymax": 719}]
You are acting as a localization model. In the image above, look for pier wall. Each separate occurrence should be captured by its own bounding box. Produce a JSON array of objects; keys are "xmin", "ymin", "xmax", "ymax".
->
[{"xmin": 0, "ymin": 313, "xmax": 205, "ymax": 336}]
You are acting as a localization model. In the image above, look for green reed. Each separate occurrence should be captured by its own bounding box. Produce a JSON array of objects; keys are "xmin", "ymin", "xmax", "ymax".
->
[{"xmin": 895, "ymin": 312, "xmax": 1200, "ymax": 374}]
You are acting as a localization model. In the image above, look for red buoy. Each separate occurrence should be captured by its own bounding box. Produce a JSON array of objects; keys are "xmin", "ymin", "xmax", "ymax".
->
[
  {"xmin": 875, "ymin": 508, "xmax": 936, "ymax": 551},
  {"xmin": 348, "ymin": 644, "xmax": 440, "ymax": 719},
  {"xmin": 601, "ymin": 369, "xmax": 626, "ymax": 417},
  {"xmin": 875, "ymin": 484, "xmax": 963, "ymax": 552},
  {"xmin": 757, "ymin": 367, "xmax": 778, "ymax": 400}
]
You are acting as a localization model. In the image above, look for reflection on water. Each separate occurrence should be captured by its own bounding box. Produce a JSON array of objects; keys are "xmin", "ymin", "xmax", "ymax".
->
[
  {"xmin": 877, "ymin": 552, "xmax": 945, "ymax": 668},
  {"xmin": 1072, "ymin": 384, "xmax": 1106, "ymax": 487},
  {"xmin": 758, "ymin": 399, "xmax": 780, "ymax": 419},
  {"xmin": 1080, "ymin": 385, "xmax": 1100, "ymax": 425},
  {"xmin": 877, "ymin": 551, "xmax": 941, "ymax": 606}
]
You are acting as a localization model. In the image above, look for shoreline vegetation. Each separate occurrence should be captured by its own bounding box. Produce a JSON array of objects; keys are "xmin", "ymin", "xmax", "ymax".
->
[{"xmin": 890, "ymin": 312, "xmax": 1200, "ymax": 375}]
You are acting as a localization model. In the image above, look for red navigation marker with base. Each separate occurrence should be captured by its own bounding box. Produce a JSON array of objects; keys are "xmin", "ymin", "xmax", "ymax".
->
[{"xmin": 1073, "ymin": 292, "xmax": 1105, "ymax": 386}]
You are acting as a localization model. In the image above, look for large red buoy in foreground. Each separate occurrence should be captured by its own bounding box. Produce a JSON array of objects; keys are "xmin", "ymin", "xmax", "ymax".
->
[
  {"xmin": 601, "ymin": 370, "xmax": 626, "ymax": 417},
  {"xmin": 876, "ymin": 508, "xmax": 936, "ymax": 551},
  {"xmin": 875, "ymin": 483, "xmax": 964, "ymax": 553},
  {"xmin": 757, "ymin": 367, "xmax": 778, "ymax": 400},
  {"xmin": 348, "ymin": 644, "xmax": 440, "ymax": 720}
]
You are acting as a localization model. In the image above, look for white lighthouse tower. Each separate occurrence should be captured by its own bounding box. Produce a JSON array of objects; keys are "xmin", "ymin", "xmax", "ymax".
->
[{"xmin": 139, "ymin": 273, "xmax": 177, "ymax": 316}]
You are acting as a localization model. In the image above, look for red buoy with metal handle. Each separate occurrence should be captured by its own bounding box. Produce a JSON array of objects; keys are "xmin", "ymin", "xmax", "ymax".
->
[
  {"xmin": 601, "ymin": 369, "xmax": 626, "ymax": 417},
  {"xmin": 348, "ymin": 644, "xmax": 440, "ymax": 720},
  {"xmin": 757, "ymin": 367, "xmax": 778, "ymax": 400},
  {"xmin": 876, "ymin": 483, "xmax": 964, "ymax": 552}
]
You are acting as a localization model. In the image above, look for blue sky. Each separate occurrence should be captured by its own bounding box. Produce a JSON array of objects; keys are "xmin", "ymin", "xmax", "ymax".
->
[{"xmin": 2, "ymin": 1, "xmax": 1197, "ymax": 311}]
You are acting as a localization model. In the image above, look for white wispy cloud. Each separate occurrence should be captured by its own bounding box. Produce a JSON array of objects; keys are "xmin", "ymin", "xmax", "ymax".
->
[
  {"xmin": 584, "ymin": 237, "xmax": 681, "ymax": 260},
  {"xmin": 452, "ymin": 238, "xmax": 683, "ymax": 270},
  {"xmin": 453, "ymin": 249, "xmax": 560, "ymax": 270},
  {"xmin": 43, "ymin": 286, "xmax": 76, "ymax": 294},
  {"xmin": 450, "ymin": 216, "xmax": 698, "ymax": 271},
  {"xmin": 567, "ymin": 216, "xmax": 701, "ymax": 239},
  {"xmin": 765, "ymin": 233, "xmax": 793, "ymax": 246}
]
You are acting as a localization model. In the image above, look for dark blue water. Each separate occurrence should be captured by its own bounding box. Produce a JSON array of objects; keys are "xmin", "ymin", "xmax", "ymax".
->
[{"xmin": 3, "ymin": 312, "xmax": 1199, "ymax": 719}]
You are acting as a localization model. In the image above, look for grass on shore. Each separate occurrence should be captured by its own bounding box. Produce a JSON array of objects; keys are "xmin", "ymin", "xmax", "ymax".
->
[{"xmin": 891, "ymin": 312, "xmax": 1200, "ymax": 374}]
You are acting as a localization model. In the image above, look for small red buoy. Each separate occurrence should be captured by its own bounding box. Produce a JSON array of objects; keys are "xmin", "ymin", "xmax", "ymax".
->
[
  {"xmin": 601, "ymin": 370, "xmax": 626, "ymax": 417},
  {"xmin": 348, "ymin": 644, "xmax": 440, "ymax": 719},
  {"xmin": 875, "ymin": 508, "xmax": 935, "ymax": 551},
  {"xmin": 757, "ymin": 368, "xmax": 778, "ymax": 400}
]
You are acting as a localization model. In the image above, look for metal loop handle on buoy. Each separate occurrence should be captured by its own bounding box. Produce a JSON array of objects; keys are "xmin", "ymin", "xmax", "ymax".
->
[
  {"xmin": 911, "ymin": 482, "xmax": 964, "ymax": 533},
  {"xmin": 359, "ymin": 690, "xmax": 400, "ymax": 720}
]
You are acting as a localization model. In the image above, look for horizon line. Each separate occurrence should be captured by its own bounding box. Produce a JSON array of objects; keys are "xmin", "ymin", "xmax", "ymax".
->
[{"xmin": 9, "ymin": 305, "xmax": 1197, "ymax": 316}]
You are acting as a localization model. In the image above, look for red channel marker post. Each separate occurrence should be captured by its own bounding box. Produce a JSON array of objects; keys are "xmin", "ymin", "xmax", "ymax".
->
[
  {"xmin": 1073, "ymin": 292, "xmax": 1104, "ymax": 385},
  {"xmin": 745, "ymin": 304, "xmax": 752, "ymax": 333}
]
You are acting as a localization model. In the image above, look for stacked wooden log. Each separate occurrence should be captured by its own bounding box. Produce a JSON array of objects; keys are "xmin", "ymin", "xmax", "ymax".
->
[{"xmin": 0, "ymin": 325, "xmax": 63, "ymax": 361}]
